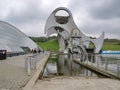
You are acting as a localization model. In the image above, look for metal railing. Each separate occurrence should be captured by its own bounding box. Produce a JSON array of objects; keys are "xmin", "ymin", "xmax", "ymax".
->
[
  {"xmin": 85, "ymin": 54, "xmax": 120, "ymax": 77},
  {"xmin": 25, "ymin": 54, "xmax": 39, "ymax": 76}
]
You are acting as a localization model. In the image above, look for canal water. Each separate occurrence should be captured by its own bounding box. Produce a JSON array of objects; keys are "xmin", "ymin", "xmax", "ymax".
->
[
  {"xmin": 43, "ymin": 53, "xmax": 96, "ymax": 77},
  {"xmin": 43, "ymin": 52, "xmax": 120, "ymax": 77}
]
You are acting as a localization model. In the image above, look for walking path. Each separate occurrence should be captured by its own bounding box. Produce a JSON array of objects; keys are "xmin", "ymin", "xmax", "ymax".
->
[
  {"xmin": 32, "ymin": 76, "xmax": 120, "ymax": 90},
  {"xmin": 0, "ymin": 52, "xmax": 47, "ymax": 90},
  {"xmin": 1, "ymin": 52, "xmax": 120, "ymax": 90}
]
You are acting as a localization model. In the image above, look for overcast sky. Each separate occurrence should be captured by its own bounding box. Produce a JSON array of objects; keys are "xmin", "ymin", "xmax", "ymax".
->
[{"xmin": 0, "ymin": 0, "xmax": 120, "ymax": 39}]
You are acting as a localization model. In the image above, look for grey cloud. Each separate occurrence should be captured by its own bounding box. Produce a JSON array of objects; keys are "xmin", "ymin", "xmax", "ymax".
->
[
  {"xmin": 79, "ymin": 19, "xmax": 120, "ymax": 39},
  {"xmin": 68, "ymin": 0, "xmax": 120, "ymax": 39},
  {"xmin": 89, "ymin": 0, "xmax": 120, "ymax": 19},
  {"xmin": 68, "ymin": 0, "xmax": 94, "ymax": 12},
  {"xmin": 69, "ymin": 0, "xmax": 120, "ymax": 19},
  {"xmin": 0, "ymin": 0, "xmax": 120, "ymax": 39},
  {"xmin": 5, "ymin": 1, "xmax": 48, "ymax": 24}
]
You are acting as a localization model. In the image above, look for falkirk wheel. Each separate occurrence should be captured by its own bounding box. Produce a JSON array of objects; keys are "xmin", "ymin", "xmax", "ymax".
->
[{"xmin": 45, "ymin": 7, "xmax": 104, "ymax": 60}]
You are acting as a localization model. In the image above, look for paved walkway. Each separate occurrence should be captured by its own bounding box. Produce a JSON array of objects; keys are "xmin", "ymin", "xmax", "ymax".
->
[
  {"xmin": 0, "ymin": 52, "xmax": 47, "ymax": 90},
  {"xmin": 1, "ymin": 52, "xmax": 120, "ymax": 90},
  {"xmin": 32, "ymin": 76, "xmax": 120, "ymax": 90}
]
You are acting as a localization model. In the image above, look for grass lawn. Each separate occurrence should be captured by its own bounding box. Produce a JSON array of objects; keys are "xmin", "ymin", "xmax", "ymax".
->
[
  {"xmin": 102, "ymin": 42, "xmax": 120, "ymax": 50},
  {"xmin": 36, "ymin": 39, "xmax": 59, "ymax": 51},
  {"xmin": 36, "ymin": 39, "xmax": 120, "ymax": 51}
]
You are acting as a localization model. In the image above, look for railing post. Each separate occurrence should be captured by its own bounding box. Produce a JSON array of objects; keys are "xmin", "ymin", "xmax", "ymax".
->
[
  {"xmin": 25, "ymin": 56, "xmax": 27, "ymax": 69},
  {"xmin": 97, "ymin": 55, "xmax": 99, "ymax": 69},
  {"xmin": 35, "ymin": 57, "xmax": 37, "ymax": 69},
  {"xmin": 26, "ymin": 57, "xmax": 31, "ymax": 76},
  {"xmin": 33, "ymin": 57, "xmax": 37, "ymax": 69},
  {"xmin": 117, "ymin": 57, "xmax": 120, "ymax": 76},
  {"xmin": 105, "ymin": 57, "xmax": 108, "ymax": 71},
  {"xmin": 91, "ymin": 54, "xmax": 93, "ymax": 65},
  {"xmin": 25, "ymin": 54, "xmax": 40, "ymax": 76},
  {"xmin": 25, "ymin": 56, "xmax": 31, "ymax": 76},
  {"xmin": 85, "ymin": 69, "xmax": 88, "ymax": 77}
]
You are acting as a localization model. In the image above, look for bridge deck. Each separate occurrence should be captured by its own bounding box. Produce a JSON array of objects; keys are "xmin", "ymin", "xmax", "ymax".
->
[{"xmin": 0, "ymin": 52, "xmax": 49, "ymax": 90}]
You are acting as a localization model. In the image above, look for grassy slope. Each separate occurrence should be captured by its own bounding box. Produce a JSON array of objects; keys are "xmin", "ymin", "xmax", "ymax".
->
[
  {"xmin": 102, "ymin": 42, "xmax": 120, "ymax": 50},
  {"xmin": 36, "ymin": 39, "xmax": 120, "ymax": 51},
  {"xmin": 36, "ymin": 39, "xmax": 59, "ymax": 51}
]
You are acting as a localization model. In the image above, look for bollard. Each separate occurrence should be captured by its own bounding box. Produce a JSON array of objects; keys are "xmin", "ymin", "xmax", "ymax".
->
[
  {"xmin": 25, "ymin": 56, "xmax": 27, "ymax": 70},
  {"xmin": 25, "ymin": 54, "xmax": 39, "ymax": 76},
  {"xmin": 25, "ymin": 57, "xmax": 31, "ymax": 76},
  {"xmin": 27, "ymin": 58, "xmax": 31, "ymax": 76}
]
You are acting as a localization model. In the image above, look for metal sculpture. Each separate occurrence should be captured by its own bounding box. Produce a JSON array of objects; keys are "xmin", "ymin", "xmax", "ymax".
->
[{"xmin": 45, "ymin": 7, "xmax": 104, "ymax": 56}]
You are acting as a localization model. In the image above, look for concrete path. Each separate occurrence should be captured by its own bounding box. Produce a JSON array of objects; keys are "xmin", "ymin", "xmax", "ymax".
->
[
  {"xmin": 1, "ymin": 52, "xmax": 120, "ymax": 90},
  {"xmin": 32, "ymin": 77, "xmax": 120, "ymax": 90},
  {"xmin": 0, "ymin": 52, "xmax": 47, "ymax": 90}
]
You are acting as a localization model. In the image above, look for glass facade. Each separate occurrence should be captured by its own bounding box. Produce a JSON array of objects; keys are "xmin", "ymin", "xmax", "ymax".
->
[{"xmin": 0, "ymin": 21, "xmax": 38, "ymax": 53}]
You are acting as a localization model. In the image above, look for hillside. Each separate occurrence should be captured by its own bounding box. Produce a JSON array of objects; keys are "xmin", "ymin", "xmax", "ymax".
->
[
  {"xmin": 34, "ymin": 37, "xmax": 120, "ymax": 51},
  {"xmin": 36, "ymin": 38, "xmax": 59, "ymax": 51}
]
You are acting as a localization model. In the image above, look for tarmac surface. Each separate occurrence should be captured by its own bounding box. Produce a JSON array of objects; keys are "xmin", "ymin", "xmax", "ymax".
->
[
  {"xmin": 1, "ymin": 52, "xmax": 120, "ymax": 90},
  {"xmin": 32, "ymin": 76, "xmax": 120, "ymax": 90},
  {"xmin": 0, "ymin": 52, "xmax": 47, "ymax": 90}
]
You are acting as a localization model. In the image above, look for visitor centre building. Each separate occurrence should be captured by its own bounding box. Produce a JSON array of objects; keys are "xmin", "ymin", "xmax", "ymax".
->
[{"xmin": 0, "ymin": 21, "xmax": 39, "ymax": 56}]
